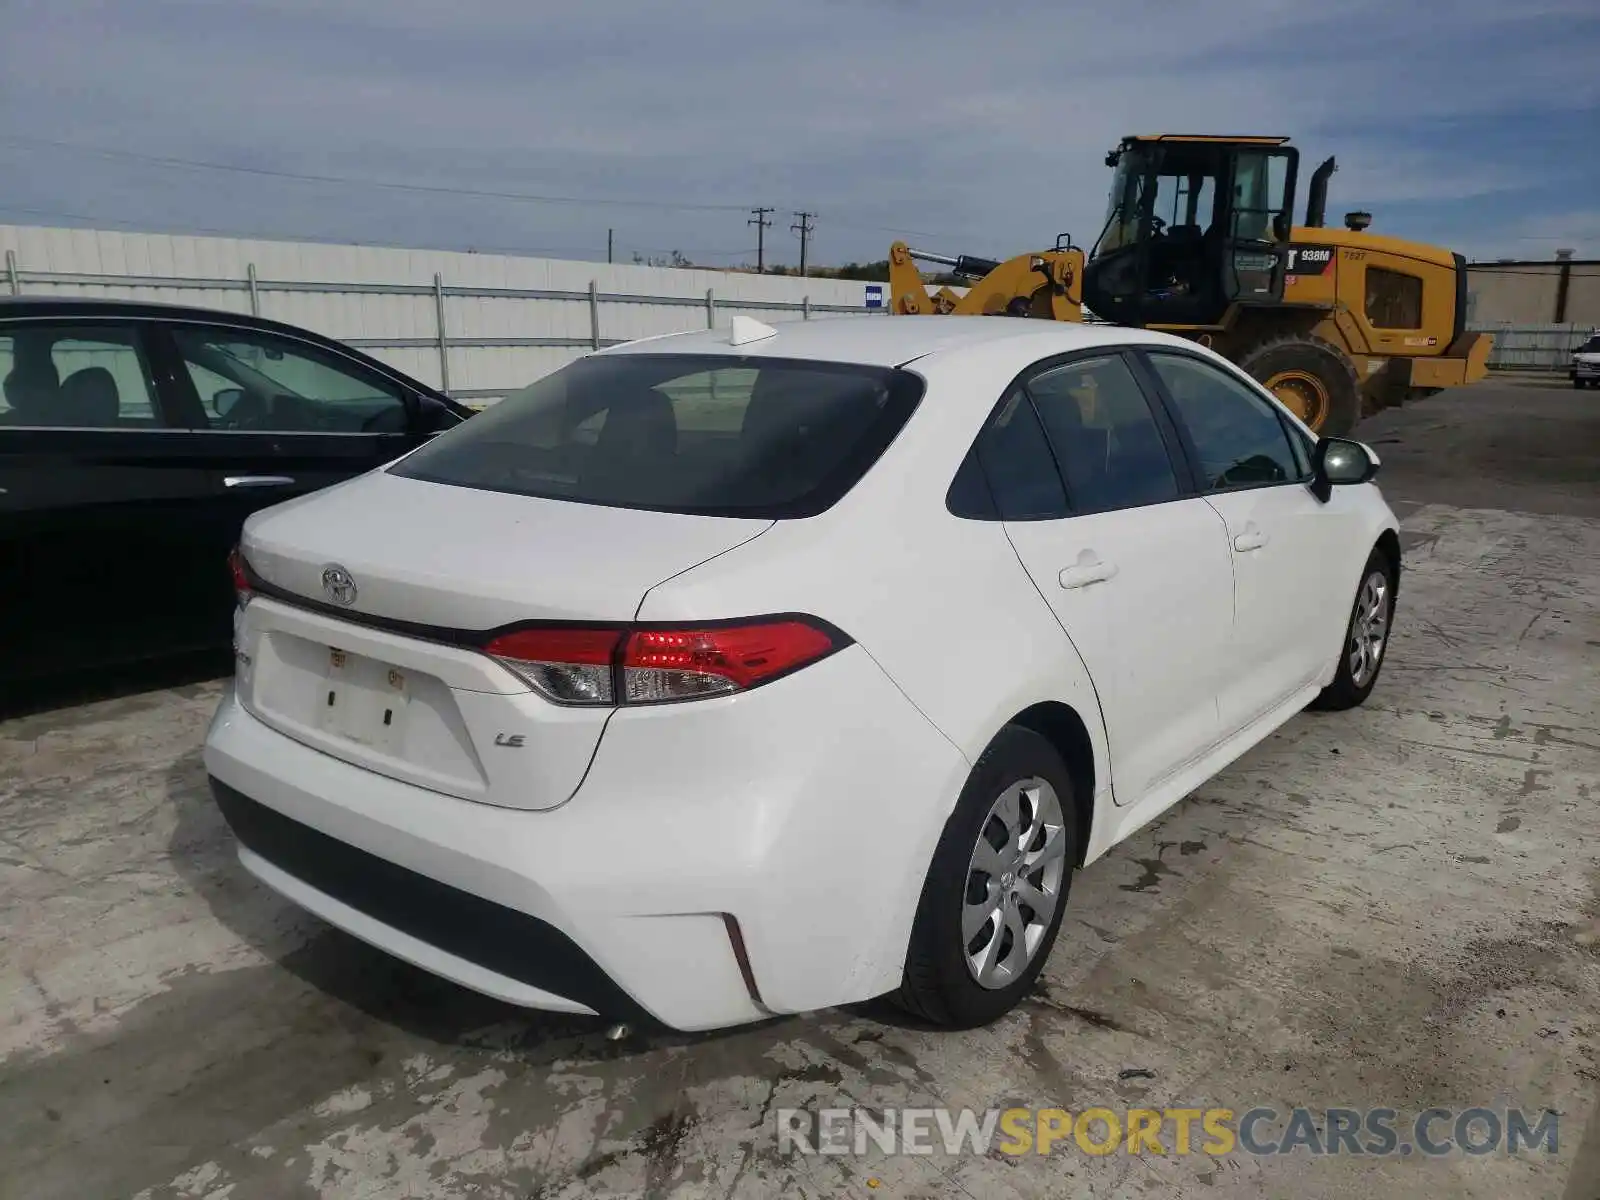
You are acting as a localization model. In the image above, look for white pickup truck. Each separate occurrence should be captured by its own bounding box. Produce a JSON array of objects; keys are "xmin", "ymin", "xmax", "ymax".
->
[{"xmin": 1573, "ymin": 332, "xmax": 1600, "ymax": 389}]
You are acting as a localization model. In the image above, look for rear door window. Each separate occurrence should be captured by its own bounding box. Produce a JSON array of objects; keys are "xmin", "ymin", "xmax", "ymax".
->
[
  {"xmin": 390, "ymin": 354, "xmax": 923, "ymax": 518},
  {"xmin": 1025, "ymin": 354, "xmax": 1182, "ymax": 513},
  {"xmin": 0, "ymin": 324, "xmax": 162, "ymax": 428},
  {"xmin": 971, "ymin": 388, "xmax": 1069, "ymax": 520}
]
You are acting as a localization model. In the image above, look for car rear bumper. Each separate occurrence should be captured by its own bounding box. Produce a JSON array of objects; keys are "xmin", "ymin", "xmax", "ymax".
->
[
  {"xmin": 211, "ymin": 778, "xmax": 646, "ymax": 1018},
  {"xmin": 202, "ymin": 645, "xmax": 971, "ymax": 1031}
]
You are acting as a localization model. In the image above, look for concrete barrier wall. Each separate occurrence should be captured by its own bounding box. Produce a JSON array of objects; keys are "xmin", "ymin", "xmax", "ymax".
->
[
  {"xmin": 1473, "ymin": 323, "xmax": 1596, "ymax": 371},
  {"xmin": 1, "ymin": 224, "xmax": 888, "ymax": 402}
]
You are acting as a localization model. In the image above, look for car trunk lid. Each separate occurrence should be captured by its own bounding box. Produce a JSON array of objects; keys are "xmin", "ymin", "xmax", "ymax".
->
[{"xmin": 234, "ymin": 470, "xmax": 770, "ymax": 810}]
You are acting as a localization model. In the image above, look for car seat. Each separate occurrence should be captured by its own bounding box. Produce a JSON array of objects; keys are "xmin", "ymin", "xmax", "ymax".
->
[{"xmin": 56, "ymin": 367, "xmax": 121, "ymax": 426}]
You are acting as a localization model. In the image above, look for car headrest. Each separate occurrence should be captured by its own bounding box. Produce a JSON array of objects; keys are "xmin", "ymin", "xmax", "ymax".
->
[
  {"xmin": 595, "ymin": 388, "xmax": 677, "ymax": 458},
  {"xmin": 58, "ymin": 367, "xmax": 121, "ymax": 426},
  {"xmin": 3, "ymin": 359, "xmax": 62, "ymax": 419}
]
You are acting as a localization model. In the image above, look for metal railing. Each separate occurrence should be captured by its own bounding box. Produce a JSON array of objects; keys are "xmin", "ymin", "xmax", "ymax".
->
[
  {"xmin": 3, "ymin": 248, "xmax": 880, "ymax": 401},
  {"xmin": 1473, "ymin": 323, "xmax": 1596, "ymax": 372}
]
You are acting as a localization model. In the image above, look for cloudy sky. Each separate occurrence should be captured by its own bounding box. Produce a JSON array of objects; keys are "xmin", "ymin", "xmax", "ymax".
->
[{"xmin": 2, "ymin": 0, "xmax": 1597, "ymax": 268}]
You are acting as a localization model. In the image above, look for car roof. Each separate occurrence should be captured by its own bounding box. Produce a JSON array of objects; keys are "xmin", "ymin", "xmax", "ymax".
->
[
  {"xmin": 600, "ymin": 313, "xmax": 1179, "ymax": 369},
  {"xmin": 0, "ymin": 293, "xmax": 296, "ymax": 326}
]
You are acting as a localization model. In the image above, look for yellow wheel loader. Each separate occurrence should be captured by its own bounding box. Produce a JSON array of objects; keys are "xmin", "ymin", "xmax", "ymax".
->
[{"xmin": 887, "ymin": 134, "xmax": 1491, "ymax": 436}]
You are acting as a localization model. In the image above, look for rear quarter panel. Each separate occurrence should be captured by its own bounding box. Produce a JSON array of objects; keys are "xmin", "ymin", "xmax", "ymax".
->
[{"xmin": 631, "ymin": 343, "xmax": 1117, "ymax": 1006}]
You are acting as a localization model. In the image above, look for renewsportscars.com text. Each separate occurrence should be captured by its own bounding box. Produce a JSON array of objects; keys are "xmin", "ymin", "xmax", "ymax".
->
[{"xmin": 777, "ymin": 1105, "xmax": 1561, "ymax": 1158}]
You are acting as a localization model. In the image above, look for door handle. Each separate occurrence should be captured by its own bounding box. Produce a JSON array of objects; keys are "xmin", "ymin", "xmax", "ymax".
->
[
  {"xmin": 224, "ymin": 475, "xmax": 296, "ymax": 489},
  {"xmin": 1233, "ymin": 524, "xmax": 1269, "ymax": 552},
  {"xmin": 1059, "ymin": 554, "xmax": 1119, "ymax": 590}
]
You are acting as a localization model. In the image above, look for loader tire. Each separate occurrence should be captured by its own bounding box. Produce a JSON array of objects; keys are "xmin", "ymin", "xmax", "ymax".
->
[{"xmin": 1237, "ymin": 334, "xmax": 1362, "ymax": 438}]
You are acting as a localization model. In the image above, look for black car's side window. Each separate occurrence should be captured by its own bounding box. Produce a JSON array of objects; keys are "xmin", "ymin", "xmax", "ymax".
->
[
  {"xmin": 171, "ymin": 327, "xmax": 410, "ymax": 434},
  {"xmin": 966, "ymin": 387, "xmax": 1069, "ymax": 520},
  {"xmin": 1146, "ymin": 352, "xmax": 1305, "ymax": 490},
  {"xmin": 0, "ymin": 324, "xmax": 161, "ymax": 429},
  {"xmin": 1026, "ymin": 354, "xmax": 1182, "ymax": 513}
]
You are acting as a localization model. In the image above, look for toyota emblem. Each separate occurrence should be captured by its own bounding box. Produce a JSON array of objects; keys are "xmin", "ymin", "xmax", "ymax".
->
[{"xmin": 321, "ymin": 564, "xmax": 358, "ymax": 607}]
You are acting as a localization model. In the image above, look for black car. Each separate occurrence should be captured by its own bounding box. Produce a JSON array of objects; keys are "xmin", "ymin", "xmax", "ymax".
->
[{"xmin": 0, "ymin": 296, "xmax": 471, "ymax": 691}]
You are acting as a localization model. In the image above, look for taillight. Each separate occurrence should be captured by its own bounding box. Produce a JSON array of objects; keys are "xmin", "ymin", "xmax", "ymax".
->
[
  {"xmin": 228, "ymin": 546, "xmax": 253, "ymax": 609},
  {"xmin": 484, "ymin": 617, "xmax": 843, "ymax": 706},
  {"xmin": 622, "ymin": 621, "xmax": 837, "ymax": 702},
  {"xmin": 487, "ymin": 627, "xmax": 622, "ymax": 705}
]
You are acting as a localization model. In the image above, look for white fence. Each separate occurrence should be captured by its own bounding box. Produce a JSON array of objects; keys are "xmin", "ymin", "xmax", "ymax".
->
[
  {"xmin": 1473, "ymin": 323, "xmax": 1596, "ymax": 371},
  {"xmin": 0, "ymin": 224, "xmax": 888, "ymax": 402}
]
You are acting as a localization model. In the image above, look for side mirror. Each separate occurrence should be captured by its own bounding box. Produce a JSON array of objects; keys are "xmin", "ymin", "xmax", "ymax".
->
[
  {"xmin": 1310, "ymin": 437, "xmax": 1379, "ymax": 503},
  {"xmin": 212, "ymin": 387, "xmax": 243, "ymax": 417}
]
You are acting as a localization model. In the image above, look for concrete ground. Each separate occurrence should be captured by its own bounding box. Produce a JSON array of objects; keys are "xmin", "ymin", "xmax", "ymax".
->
[{"xmin": 2, "ymin": 380, "xmax": 1597, "ymax": 1200}]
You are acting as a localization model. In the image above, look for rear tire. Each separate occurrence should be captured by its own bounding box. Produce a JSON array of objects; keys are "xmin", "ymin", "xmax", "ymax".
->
[
  {"xmin": 1310, "ymin": 547, "xmax": 1397, "ymax": 711},
  {"xmin": 1237, "ymin": 334, "xmax": 1362, "ymax": 437},
  {"xmin": 895, "ymin": 726, "xmax": 1078, "ymax": 1028}
]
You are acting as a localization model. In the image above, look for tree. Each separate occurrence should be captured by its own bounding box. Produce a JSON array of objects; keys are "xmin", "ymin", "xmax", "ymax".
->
[
  {"xmin": 630, "ymin": 249, "xmax": 694, "ymax": 268},
  {"xmin": 829, "ymin": 260, "xmax": 892, "ymax": 282}
]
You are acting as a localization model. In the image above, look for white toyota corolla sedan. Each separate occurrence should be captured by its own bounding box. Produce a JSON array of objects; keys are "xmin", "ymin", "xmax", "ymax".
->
[{"xmin": 204, "ymin": 314, "xmax": 1399, "ymax": 1032}]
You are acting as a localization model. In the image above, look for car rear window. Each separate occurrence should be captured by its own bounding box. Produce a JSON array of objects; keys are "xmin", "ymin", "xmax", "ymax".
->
[{"xmin": 390, "ymin": 353, "xmax": 924, "ymax": 518}]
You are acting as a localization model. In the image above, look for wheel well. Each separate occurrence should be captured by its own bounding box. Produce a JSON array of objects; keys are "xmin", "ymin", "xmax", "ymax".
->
[
  {"xmin": 1375, "ymin": 528, "xmax": 1401, "ymax": 595},
  {"xmin": 1009, "ymin": 702, "xmax": 1096, "ymax": 865}
]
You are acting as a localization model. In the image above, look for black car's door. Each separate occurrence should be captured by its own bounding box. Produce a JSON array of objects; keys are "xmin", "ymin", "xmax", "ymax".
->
[
  {"xmin": 0, "ymin": 317, "xmax": 217, "ymax": 687},
  {"xmin": 145, "ymin": 320, "xmax": 423, "ymax": 648}
]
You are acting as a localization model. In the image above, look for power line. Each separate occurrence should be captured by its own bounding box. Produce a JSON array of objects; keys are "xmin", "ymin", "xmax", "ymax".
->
[
  {"xmin": 823, "ymin": 217, "xmax": 971, "ymax": 242},
  {"xmin": 0, "ymin": 133, "xmax": 982, "ymax": 243},
  {"xmin": 791, "ymin": 211, "xmax": 815, "ymax": 277},
  {"xmin": 0, "ymin": 133, "xmax": 753, "ymax": 214},
  {"xmin": 748, "ymin": 207, "xmax": 774, "ymax": 273}
]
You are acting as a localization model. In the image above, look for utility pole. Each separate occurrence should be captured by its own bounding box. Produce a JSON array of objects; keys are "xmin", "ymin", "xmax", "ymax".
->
[
  {"xmin": 747, "ymin": 208, "xmax": 774, "ymax": 273},
  {"xmin": 607, "ymin": 229, "xmax": 614, "ymax": 264},
  {"xmin": 791, "ymin": 211, "xmax": 815, "ymax": 277}
]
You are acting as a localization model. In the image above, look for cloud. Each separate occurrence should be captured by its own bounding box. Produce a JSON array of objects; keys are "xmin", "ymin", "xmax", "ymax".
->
[{"xmin": 1, "ymin": 0, "xmax": 1596, "ymax": 265}]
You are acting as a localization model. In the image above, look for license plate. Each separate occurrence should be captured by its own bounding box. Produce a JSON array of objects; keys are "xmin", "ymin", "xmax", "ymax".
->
[{"xmin": 318, "ymin": 647, "xmax": 410, "ymax": 753}]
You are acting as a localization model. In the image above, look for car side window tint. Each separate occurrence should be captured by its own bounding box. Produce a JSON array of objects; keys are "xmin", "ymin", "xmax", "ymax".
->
[
  {"xmin": 1026, "ymin": 355, "xmax": 1181, "ymax": 512},
  {"xmin": 973, "ymin": 388, "xmax": 1068, "ymax": 520},
  {"xmin": 1286, "ymin": 421, "xmax": 1314, "ymax": 477},
  {"xmin": 946, "ymin": 446, "xmax": 998, "ymax": 519},
  {"xmin": 1147, "ymin": 353, "xmax": 1303, "ymax": 490},
  {"xmin": 171, "ymin": 327, "xmax": 409, "ymax": 434},
  {"xmin": 0, "ymin": 324, "xmax": 161, "ymax": 428}
]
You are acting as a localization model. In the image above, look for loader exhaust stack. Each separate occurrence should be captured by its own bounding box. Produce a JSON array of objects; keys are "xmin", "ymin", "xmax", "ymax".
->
[{"xmin": 1305, "ymin": 156, "xmax": 1337, "ymax": 228}]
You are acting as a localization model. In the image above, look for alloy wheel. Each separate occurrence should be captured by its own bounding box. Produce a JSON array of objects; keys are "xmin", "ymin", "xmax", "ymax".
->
[
  {"xmin": 963, "ymin": 777, "xmax": 1068, "ymax": 989},
  {"xmin": 1349, "ymin": 569, "xmax": 1390, "ymax": 687}
]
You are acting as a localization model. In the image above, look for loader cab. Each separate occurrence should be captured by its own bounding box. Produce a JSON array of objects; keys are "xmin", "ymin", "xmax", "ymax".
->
[{"xmin": 1085, "ymin": 135, "xmax": 1299, "ymax": 328}]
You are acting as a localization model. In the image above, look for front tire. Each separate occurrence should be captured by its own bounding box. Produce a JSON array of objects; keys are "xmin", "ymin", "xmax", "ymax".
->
[
  {"xmin": 1238, "ymin": 334, "xmax": 1362, "ymax": 437},
  {"xmin": 895, "ymin": 725, "xmax": 1078, "ymax": 1028},
  {"xmin": 1311, "ymin": 547, "xmax": 1397, "ymax": 711}
]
